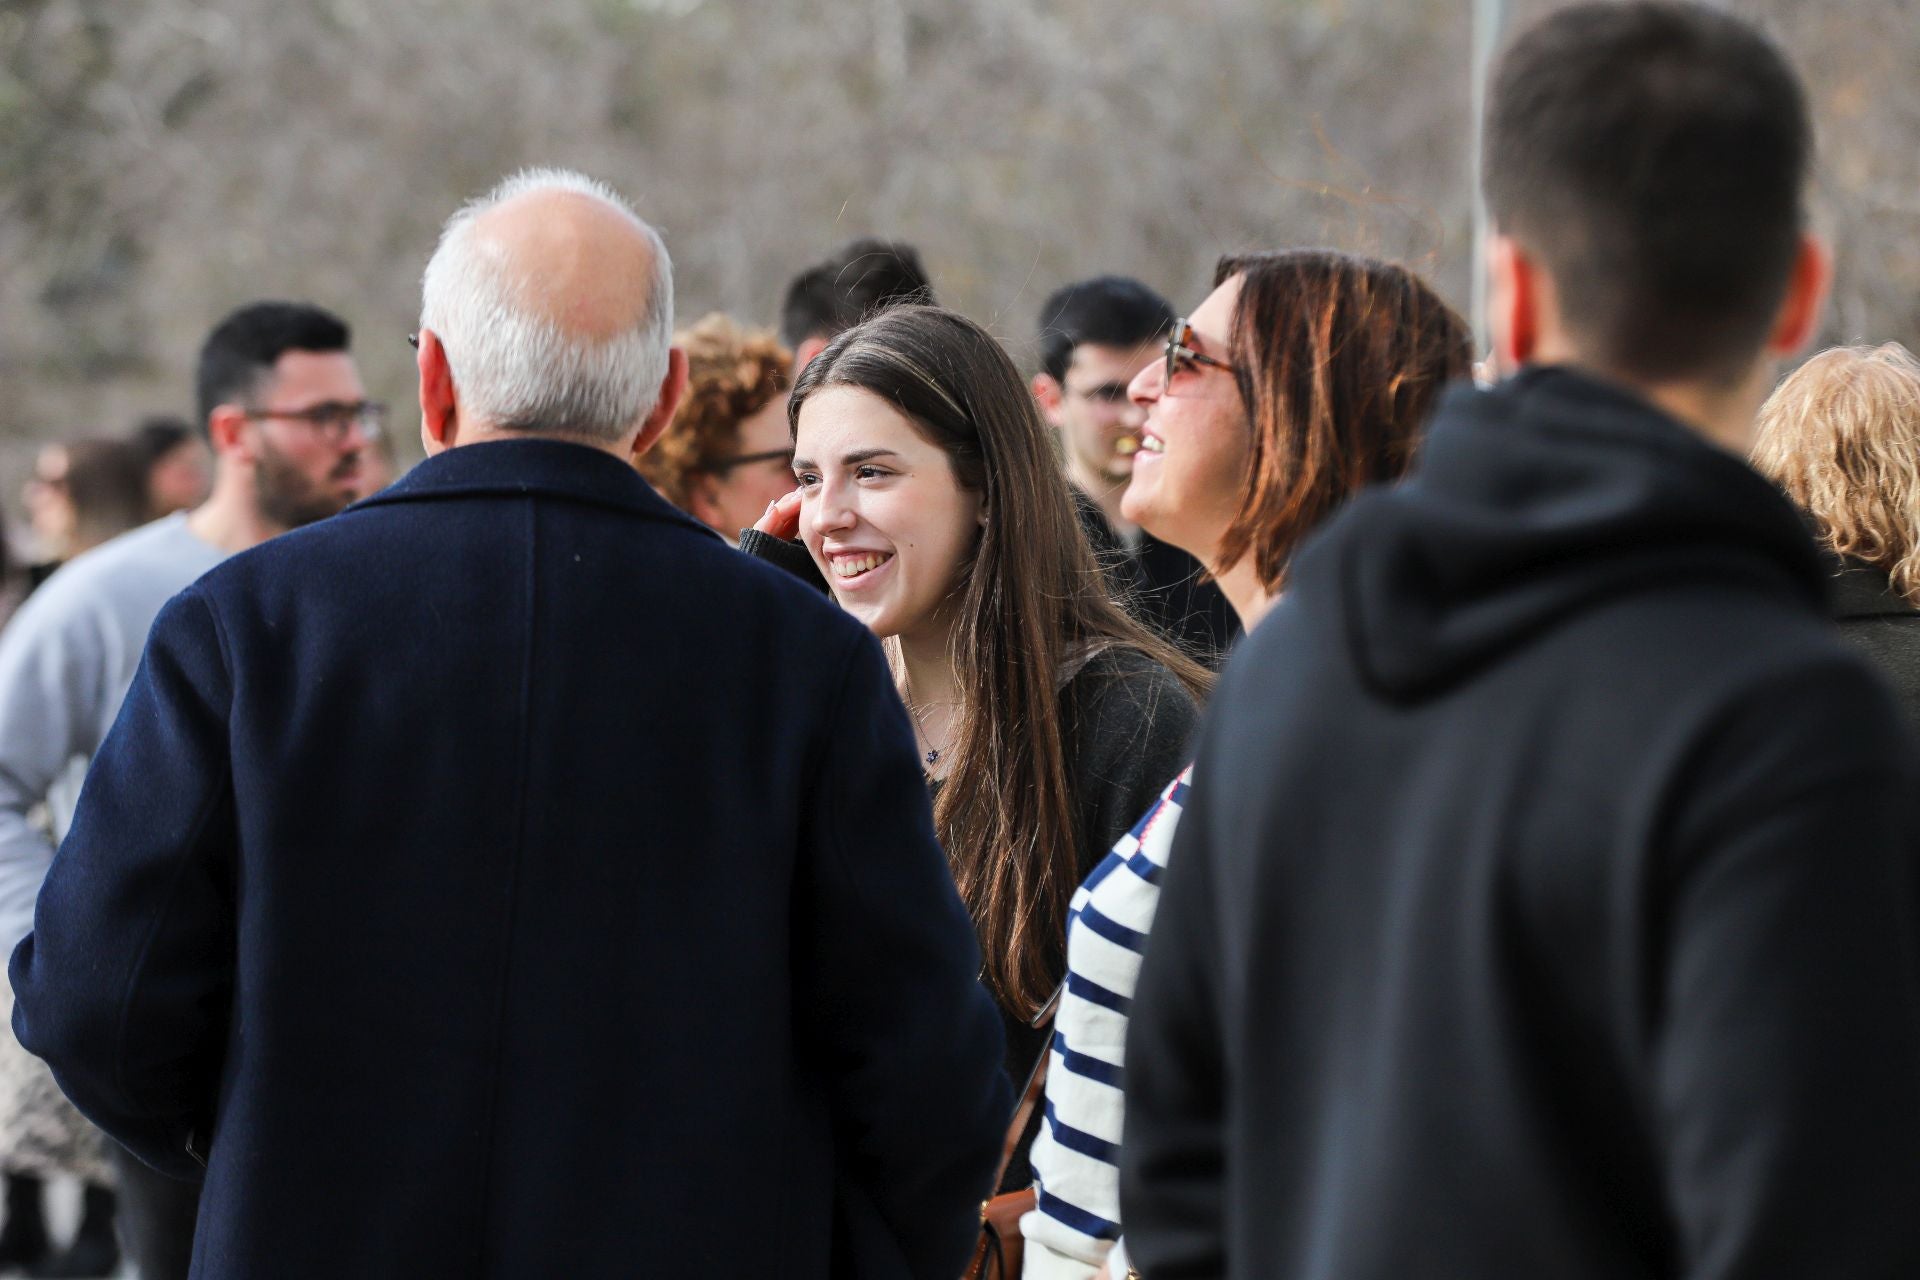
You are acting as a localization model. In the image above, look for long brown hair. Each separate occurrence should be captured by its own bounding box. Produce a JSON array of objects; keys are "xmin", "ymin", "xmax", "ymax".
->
[
  {"xmin": 792, "ymin": 305, "xmax": 1210, "ymax": 1017},
  {"xmin": 1213, "ymin": 250, "xmax": 1473, "ymax": 588}
]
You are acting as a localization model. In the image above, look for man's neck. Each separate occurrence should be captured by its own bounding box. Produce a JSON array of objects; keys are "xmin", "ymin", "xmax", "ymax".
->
[
  {"xmin": 1636, "ymin": 374, "xmax": 1770, "ymax": 457},
  {"xmin": 1067, "ymin": 455, "xmax": 1137, "ymax": 541},
  {"xmin": 441, "ymin": 421, "xmax": 640, "ymax": 459},
  {"xmin": 185, "ymin": 479, "xmax": 286, "ymax": 556},
  {"xmin": 1526, "ymin": 342, "xmax": 1769, "ymax": 457}
]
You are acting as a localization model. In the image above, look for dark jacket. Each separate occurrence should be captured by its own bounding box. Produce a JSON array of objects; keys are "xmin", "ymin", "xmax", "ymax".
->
[
  {"xmin": 1832, "ymin": 555, "xmax": 1920, "ymax": 732},
  {"xmin": 1074, "ymin": 491, "xmax": 1239, "ymax": 667},
  {"xmin": 997, "ymin": 644, "xmax": 1196, "ymax": 1191},
  {"xmin": 11, "ymin": 439, "xmax": 1010, "ymax": 1280},
  {"xmin": 1123, "ymin": 367, "xmax": 1920, "ymax": 1279}
]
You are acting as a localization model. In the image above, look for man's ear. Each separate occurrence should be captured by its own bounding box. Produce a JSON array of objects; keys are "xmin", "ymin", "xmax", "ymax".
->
[
  {"xmin": 792, "ymin": 335, "xmax": 828, "ymax": 377},
  {"xmin": 417, "ymin": 329, "xmax": 459, "ymax": 456},
  {"xmin": 1487, "ymin": 233, "xmax": 1540, "ymax": 372},
  {"xmin": 1031, "ymin": 373, "xmax": 1066, "ymax": 426},
  {"xmin": 1765, "ymin": 233, "xmax": 1831, "ymax": 358},
  {"xmin": 631, "ymin": 346, "xmax": 690, "ymax": 461},
  {"xmin": 205, "ymin": 405, "xmax": 252, "ymax": 462}
]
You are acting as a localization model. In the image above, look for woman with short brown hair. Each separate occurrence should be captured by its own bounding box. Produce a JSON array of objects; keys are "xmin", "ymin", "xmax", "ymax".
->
[{"xmin": 1024, "ymin": 249, "xmax": 1471, "ymax": 1279}]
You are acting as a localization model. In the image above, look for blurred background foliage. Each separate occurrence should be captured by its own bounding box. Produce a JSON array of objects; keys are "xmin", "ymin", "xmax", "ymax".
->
[{"xmin": 3, "ymin": 0, "xmax": 1916, "ymax": 496}]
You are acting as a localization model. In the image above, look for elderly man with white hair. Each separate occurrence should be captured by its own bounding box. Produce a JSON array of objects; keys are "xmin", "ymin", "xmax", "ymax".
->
[{"xmin": 10, "ymin": 169, "xmax": 1009, "ymax": 1280}]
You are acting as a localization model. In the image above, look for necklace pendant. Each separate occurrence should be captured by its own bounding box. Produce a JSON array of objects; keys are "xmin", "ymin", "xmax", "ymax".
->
[{"xmin": 924, "ymin": 747, "xmax": 940, "ymax": 766}]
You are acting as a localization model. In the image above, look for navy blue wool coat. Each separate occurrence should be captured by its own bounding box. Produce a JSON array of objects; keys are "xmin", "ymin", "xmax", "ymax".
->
[{"xmin": 11, "ymin": 438, "xmax": 1009, "ymax": 1279}]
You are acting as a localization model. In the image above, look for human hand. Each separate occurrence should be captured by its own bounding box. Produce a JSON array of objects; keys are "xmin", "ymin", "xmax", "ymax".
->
[{"xmin": 753, "ymin": 489, "xmax": 803, "ymax": 541}]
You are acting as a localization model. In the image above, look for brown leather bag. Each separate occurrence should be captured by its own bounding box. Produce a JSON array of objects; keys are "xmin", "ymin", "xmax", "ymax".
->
[{"xmin": 963, "ymin": 995, "xmax": 1058, "ymax": 1280}]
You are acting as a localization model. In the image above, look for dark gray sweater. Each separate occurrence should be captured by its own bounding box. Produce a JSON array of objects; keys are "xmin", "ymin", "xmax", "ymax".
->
[
  {"xmin": 995, "ymin": 644, "xmax": 1199, "ymax": 1190},
  {"xmin": 1831, "ymin": 555, "xmax": 1920, "ymax": 733}
]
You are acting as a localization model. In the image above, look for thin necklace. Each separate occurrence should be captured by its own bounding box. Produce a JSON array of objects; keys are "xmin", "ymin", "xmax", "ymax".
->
[{"xmin": 907, "ymin": 698, "xmax": 957, "ymax": 772}]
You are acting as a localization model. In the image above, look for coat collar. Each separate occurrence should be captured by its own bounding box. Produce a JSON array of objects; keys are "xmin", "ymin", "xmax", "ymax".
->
[{"xmin": 353, "ymin": 436, "xmax": 720, "ymax": 540}]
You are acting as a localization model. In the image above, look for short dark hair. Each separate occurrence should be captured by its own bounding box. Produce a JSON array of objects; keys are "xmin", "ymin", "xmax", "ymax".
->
[
  {"xmin": 129, "ymin": 415, "xmax": 196, "ymax": 467},
  {"xmin": 1035, "ymin": 276, "xmax": 1176, "ymax": 384},
  {"xmin": 1483, "ymin": 1, "xmax": 1810, "ymax": 384},
  {"xmin": 779, "ymin": 238, "xmax": 935, "ymax": 348},
  {"xmin": 195, "ymin": 301, "xmax": 351, "ymax": 428}
]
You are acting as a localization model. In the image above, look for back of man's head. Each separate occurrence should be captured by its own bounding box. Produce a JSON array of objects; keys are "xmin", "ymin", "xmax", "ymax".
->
[
  {"xmin": 779, "ymin": 238, "xmax": 935, "ymax": 349},
  {"xmin": 420, "ymin": 168, "xmax": 673, "ymax": 445},
  {"xmin": 1484, "ymin": 1, "xmax": 1810, "ymax": 385},
  {"xmin": 1035, "ymin": 276, "xmax": 1175, "ymax": 383},
  {"xmin": 196, "ymin": 302, "xmax": 351, "ymax": 428}
]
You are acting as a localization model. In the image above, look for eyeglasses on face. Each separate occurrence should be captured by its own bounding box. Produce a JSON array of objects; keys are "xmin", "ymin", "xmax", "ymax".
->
[
  {"xmin": 242, "ymin": 401, "xmax": 387, "ymax": 442},
  {"xmin": 703, "ymin": 448, "xmax": 793, "ymax": 476},
  {"xmin": 1163, "ymin": 319, "xmax": 1237, "ymax": 388},
  {"xmin": 1064, "ymin": 380, "xmax": 1133, "ymax": 407}
]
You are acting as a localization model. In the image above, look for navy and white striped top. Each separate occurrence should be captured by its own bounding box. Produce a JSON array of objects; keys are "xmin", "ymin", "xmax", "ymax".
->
[{"xmin": 1020, "ymin": 766, "xmax": 1192, "ymax": 1278}]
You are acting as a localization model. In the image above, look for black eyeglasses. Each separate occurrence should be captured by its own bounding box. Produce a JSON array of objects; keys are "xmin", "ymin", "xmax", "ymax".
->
[
  {"xmin": 1164, "ymin": 319, "xmax": 1237, "ymax": 387},
  {"xmin": 703, "ymin": 448, "xmax": 793, "ymax": 475},
  {"xmin": 243, "ymin": 401, "xmax": 387, "ymax": 442}
]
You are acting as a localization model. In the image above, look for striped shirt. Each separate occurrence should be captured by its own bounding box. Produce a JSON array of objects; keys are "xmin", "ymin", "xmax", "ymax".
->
[{"xmin": 1021, "ymin": 766, "xmax": 1192, "ymax": 1279}]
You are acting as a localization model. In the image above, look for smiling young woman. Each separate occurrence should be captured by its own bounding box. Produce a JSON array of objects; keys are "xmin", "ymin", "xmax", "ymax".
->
[{"xmin": 742, "ymin": 305, "xmax": 1210, "ymax": 1187}]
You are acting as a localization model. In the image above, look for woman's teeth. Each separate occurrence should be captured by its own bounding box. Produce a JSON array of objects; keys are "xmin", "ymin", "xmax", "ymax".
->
[
  {"xmin": 1114, "ymin": 435, "xmax": 1140, "ymax": 456},
  {"xmin": 1139, "ymin": 435, "xmax": 1165, "ymax": 454},
  {"xmin": 832, "ymin": 553, "xmax": 891, "ymax": 578}
]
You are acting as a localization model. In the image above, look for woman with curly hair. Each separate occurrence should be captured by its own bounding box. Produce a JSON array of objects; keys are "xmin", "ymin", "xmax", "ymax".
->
[
  {"xmin": 634, "ymin": 313, "xmax": 794, "ymax": 541},
  {"xmin": 1753, "ymin": 342, "xmax": 1920, "ymax": 726}
]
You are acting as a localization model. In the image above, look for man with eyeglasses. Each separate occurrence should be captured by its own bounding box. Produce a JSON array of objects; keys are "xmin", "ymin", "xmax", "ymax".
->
[
  {"xmin": 0, "ymin": 299, "xmax": 371, "ymax": 1280},
  {"xmin": 1032, "ymin": 276, "xmax": 1238, "ymax": 665}
]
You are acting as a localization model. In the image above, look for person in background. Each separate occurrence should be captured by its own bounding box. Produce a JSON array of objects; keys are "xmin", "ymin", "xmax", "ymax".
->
[
  {"xmin": 16, "ymin": 441, "xmax": 144, "ymax": 593},
  {"xmin": 19, "ymin": 445, "xmax": 72, "ymax": 591},
  {"xmin": 0, "ymin": 526, "xmax": 20, "ymax": 632},
  {"xmin": 0, "ymin": 301, "xmax": 372, "ymax": 1280},
  {"xmin": 1122, "ymin": 4, "xmax": 1920, "ymax": 1277},
  {"xmin": 1022, "ymin": 250, "xmax": 1470, "ymax": 1280},
  {"xmin": 355, "ymin": 416, "xmax": 400, "ymax": 494},
  {"xmin": 11, "ymin": 170, "xmax": 1007, "ymax": 1280},
  {"xmin": 633, "ymin": 312, "xmax": 794, "ymax": 541},
  {"xmin": 130, "ymin": 416, "xmax": 214, "ymax": 519},
  {"xmin": 747, "ymin": 304, "xmax": 1211, "ymax": 1195},
  {"xmin": 0, "ymin": 437, "xmax": 149, "ymax": 1279},
  {"xmin": 780, "ymin": 237, "xmax": 935, "ymax": 374},
  {"xmin": 1753, "ymin": 342, "xmax": 1920, "ymax": 727},
  {"xmin": 1032, "ymin": 276, "xmax": 1238, "ymax": 665}
]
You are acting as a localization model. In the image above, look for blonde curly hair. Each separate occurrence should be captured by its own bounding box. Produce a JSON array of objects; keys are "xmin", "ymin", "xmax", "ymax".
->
[
  {"xmin": 1753, "ymin": 343, "xmax": 1920, "ymax": 606},
  {"xmin": 636, "ymin": 313, "xmax": 789, "ymax": 510}
]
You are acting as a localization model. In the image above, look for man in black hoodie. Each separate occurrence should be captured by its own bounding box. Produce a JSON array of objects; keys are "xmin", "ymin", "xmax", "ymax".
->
[{"xmin": 1121, "ymin": 5, "xmax": 1920, "ymax": 1278}]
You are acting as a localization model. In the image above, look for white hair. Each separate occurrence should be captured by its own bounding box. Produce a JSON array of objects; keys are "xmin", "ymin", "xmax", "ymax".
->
[{"xmin": 419, "ymin": 168, "xmax": 674, "ymax": 444}]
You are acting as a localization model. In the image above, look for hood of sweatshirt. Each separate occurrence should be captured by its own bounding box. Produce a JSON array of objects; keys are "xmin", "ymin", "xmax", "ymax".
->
[{"xmin": 1313, "ymin": 365, "xmax": 1827, "ymax": 704}]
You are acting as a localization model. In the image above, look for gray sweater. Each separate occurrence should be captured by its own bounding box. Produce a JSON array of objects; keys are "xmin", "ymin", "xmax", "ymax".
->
[{"xmin": 0, "ymin": 514, "xmax": 224, "ymax": 949}]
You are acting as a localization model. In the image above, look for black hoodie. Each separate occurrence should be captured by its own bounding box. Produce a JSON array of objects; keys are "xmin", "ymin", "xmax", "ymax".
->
[{"xmin": 1121, "ymin": 367, "xmax": 1920, "ymax": 1280}]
